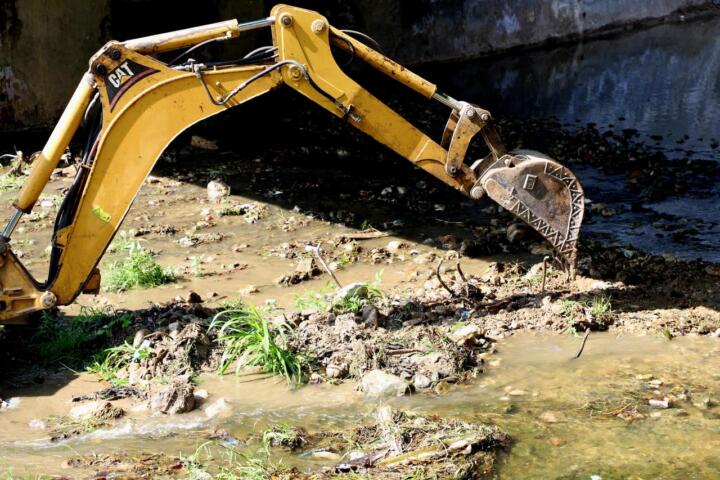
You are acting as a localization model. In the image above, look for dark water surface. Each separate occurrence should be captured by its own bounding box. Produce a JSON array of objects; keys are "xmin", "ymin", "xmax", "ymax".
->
[{"xmin": 432, "ymin": 15, "xmax": 720, "ymax": 262}]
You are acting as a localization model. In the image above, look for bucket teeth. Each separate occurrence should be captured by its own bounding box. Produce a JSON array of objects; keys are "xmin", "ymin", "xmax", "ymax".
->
[{"xmin": 480, "ymin": 151, "xmax": 584, "ymax": 276}]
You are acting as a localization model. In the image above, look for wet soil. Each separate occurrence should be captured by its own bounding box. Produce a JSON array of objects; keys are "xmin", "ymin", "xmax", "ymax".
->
[{"xmin": 1, "ymin": 19, "xmax": 719, "ymax": 475}]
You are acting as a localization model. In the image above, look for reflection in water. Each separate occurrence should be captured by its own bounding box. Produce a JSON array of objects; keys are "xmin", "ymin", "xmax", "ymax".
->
[
  {"xmin": 439, "ymin": 16, "xmax": 720, "ymax": 160},
  {"xmin": 431, "ymin": 16, "xmax": 720, "ymax": 262}
]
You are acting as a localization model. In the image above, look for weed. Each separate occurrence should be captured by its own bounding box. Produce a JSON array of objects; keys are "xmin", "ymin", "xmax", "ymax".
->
[
  {"xmin": 588, "ymin": 295, "xmax": 612, "ymax": 319},
  {"xmin": 104, "ymin": 242, "xmax": 174, "ymax": 291},
  {"xmin": 190, "ymin": 255, "xmax": 204, "ymax": 277},
  {"xmin": 218, "ymin": 200, "xmax": 247, "ymax": 217},
  {"xmin": 293, "ymin": 282, "xmax": 334, "ymax": 312},
  {"xmin": 86, "ymin": 341, "xmax": 150, "ymax": 386},
  {"xmin": 106, "ymin": 230, "xmax": 135, "ymax": 254},
  {"xmin": 0, "ymin": 471, "xmax": 51, "ymax": 480},
  {"xmin": 332, "ymin": 271, "xmax": 385, "ymax": 314},
  {"xmin": 559, "ymin": 296, "xmax": 613, "ymax": 333},
  {"xmin": 262, "ymin": 423, "xmax": 307, "ymax": 450},
  {"xmin": 185, "ymin": 441, "xmax": 287, "ymax": 480},
  {"xmin": 0, "ymin": 174, "xmax": 25, "ymax": 192},
  {"xmin": 210, "ymin": 303, "xmax": 305, "ymax": 384},
  {"xmin": 30, "ymin": 307, "xmax": 132, "ymax": 366}
]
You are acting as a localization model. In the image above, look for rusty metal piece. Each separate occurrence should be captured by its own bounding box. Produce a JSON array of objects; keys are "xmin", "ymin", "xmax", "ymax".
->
[{"xmin": 480, "ymin": 151, "xmax": 584, "ymax": 276}]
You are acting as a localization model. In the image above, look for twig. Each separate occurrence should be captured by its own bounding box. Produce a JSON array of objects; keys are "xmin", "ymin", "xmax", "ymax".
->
[
  {"xmin": 541, "ymin": 255, "xmax": 550, "ymax": 296},
  {"xmin": 456, "ymin": 262, "xmax": 468, "ymax": 283},
  {"xmin": 308, "ymin": 244, "xmax": 342, "ymax": 288},
  {"xmin": 574, "ymin": 328, "xmax": 591, "ymax": 359},
  {"xmin": 435, "ymin": 259, "xmax": 455, "ymax": 297},
  {"xmin": 337, "ymin": 229, "xmax": 388, "ymax": 240}
]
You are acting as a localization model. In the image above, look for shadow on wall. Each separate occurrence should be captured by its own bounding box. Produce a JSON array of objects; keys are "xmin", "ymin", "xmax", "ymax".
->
[{"xmin": 1, "ymin": 0, "xmax": 716, "ymax": 130}]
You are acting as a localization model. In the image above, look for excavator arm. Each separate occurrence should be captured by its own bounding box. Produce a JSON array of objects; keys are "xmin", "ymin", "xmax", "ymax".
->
[{"xmin": 0, "ymin": 5, "xmax": 584, "ymax": 324}]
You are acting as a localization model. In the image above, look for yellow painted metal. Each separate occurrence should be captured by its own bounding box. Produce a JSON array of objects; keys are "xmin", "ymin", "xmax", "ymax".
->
[
  {"xmin": 48, "ymin": 45, "xmax": 282, "ymax": 304},
  {"xmin": 0, "ymin": 250, "xmax": 45, "ymax": 324},
  {"xmin": 0, "ymin": 5, "xmax": 483, "ymax": 324},
  {"xmin": 271, "ymin": 5, "xmax": 475, "ymax": 192},
  {"xmin": 123, "ymin": 19, "xmax": 242, "ymax": 54},
  {"xmin": 14, "ymin": 74, "xmax": 95, "ymax": 213},
  {"xmin": 329, "ymin": 27, "xmax": 436, "ymax": 99}
]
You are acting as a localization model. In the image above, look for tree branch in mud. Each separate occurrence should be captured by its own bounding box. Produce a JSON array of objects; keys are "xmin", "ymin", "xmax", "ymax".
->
[
  {"xmin": 436, "ymin": 259, "xmax": 456, "ymax": 298},
  {"xmin": 307, "ymin": 244, "xmax": 342, "ymax": 288},
  {"xmin": 574, "ymin": 328, "xmax": 591, "ymax": 359}
]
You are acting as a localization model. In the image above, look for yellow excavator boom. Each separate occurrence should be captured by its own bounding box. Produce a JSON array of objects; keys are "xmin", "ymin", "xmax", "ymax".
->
[{"xmin": 0, "ymin": 5, "xmax": 584, "ymax": 324}]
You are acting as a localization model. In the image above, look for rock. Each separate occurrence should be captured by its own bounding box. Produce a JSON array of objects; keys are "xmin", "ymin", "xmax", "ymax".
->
[
  {"xmin": 448, "ymin": 324, "xmax": 483, "ymax": 346},
  {"xmin": 185, "ymin": 291, "xmax": 203, "ymax": 304},
  {"xmin": 361, "ymin": 304, "xmax": 379, "ymax": 327},
  {"xmin": 415, "ymin": 351, "xmax": 455, "ymax": 381},
  {"xmin": 530, "ymin": 243, "xmax": 553, "ymax": 256},
  {"xmin": 207, "ymin": 180, "xmax": 230, "ymax": 203},
  {"xmin": 359, "ymin": 370, "xmax": 411, "ymax": 397},
  {"xmin": 649, "ymin": 397, "xmax": 671, "ymax": 409},
  {"xmin": 309, "ymin": 373, "xmax": 324, "ymax": 384},
  {"xmin": 295, "ymin": 257, "xmax": 315, "ymax": 273},
  {"xmin": 434, "ymin": 381, "xmax": 451, "ymax": 395},
  {"xmin": 93, "ymin": 402, "xmax": 125, "ymax": 421},
  {"xmin": 25, "ymin": 419, "xmax": 47, "ymax": 433},
  {"xmin": 204, "ymin": 398, "xmax": 230, "ymax": 419},
  {"xmin": 326, "ymin": 362, "xmax": 349, "ymax": 379},
  {"xmin": 540, "ymin": 411, "xmax": 559, "ymax": 423},
  {"xmin": 386, "ymin": 240, "xmax": 405, "ymax": 254},
  {"xmin": 412, "ymin": 373, "xmax": 432, "ymax": 389},
  {"xmin": 706, "ymin": 265, "xmax": 720, "ymax": 276},
  {"xmin": 70, "ymin": 401, "xmax": 123, "ymax": 421},
  {"xmin": 132, "ymin": 329, "xmax": 149, "ymax": 348},
  {"xmin": 150, "ymin": 381, "xmax": 196, "ymax": 414},
  {"xmin": 310, "ymin": 450, "xmax": 341, "ymax": 461},
  {"xmin": 239, "ymin": 285, "xmax": 259, "ymax": 295},
  {"xmin": 413, "ymin": 252, "xmax": 435, "ymax": 265},
  {"xmin": 333, "ymin": 282, "xmax": 369, "ymax": 303},
  {"xmin": 506, "ymin": 223, "xmax": 527, "ymax": 243},
  {"xmin": 549, "ymin": 437, "xmax": 565, "ymax": 447},
  {"xmin": 191, "ymin": 135, "xmax": 218, "ymax": 150}
]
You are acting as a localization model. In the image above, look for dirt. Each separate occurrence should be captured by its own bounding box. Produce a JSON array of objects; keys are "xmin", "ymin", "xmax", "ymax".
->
[{"xmin": 0, "ymin": 108, "xmax": 718, "ymax": 477}]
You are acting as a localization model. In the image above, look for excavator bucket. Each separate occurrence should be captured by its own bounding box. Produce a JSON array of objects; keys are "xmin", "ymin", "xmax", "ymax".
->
[{"xmin": 479, "ymin": 150, "xmax": 585, "ymax": 276}]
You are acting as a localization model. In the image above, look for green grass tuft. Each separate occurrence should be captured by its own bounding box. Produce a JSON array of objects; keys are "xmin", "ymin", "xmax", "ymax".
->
[
  {"xmin": 185, "ymin": 442, "xmax": 286, "ymax": 480},
  {"xmin": 30, "ymin": 307, "xmax": 132, "ymax": 366},
  {"xmin": 293, "ymin": 282, "xmax": 334, "ymax": 312},
  {"xmin": 85, "ymin": 341, "xmax": 151, "ymax": 386},
  {"xmin": 0, "ymin": 173, "xmax": 25, "ymax": 192},
  {"xmin": 210, "ymin": 303, "xmax": 305, "ymax": 384},
  {"xmin": 104, "ymin": 242, "xmax": 174, "ymax": 292}
]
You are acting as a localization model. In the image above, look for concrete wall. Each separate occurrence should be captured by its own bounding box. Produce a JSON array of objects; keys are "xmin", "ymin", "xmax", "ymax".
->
[{"xmin": 0, "ymin": 0, "xmax": 716, "ymax": 131}]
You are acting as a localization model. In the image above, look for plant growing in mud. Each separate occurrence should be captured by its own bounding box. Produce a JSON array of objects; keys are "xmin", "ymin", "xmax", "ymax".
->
[
  {"xmin": 559, "ymin": 295, "xmax": 614, "ymax": 333},
  {"xmin": 86, "ymin": 341, "xmax": 151, "ymax": 386},
  {"xmin": 104, "ymin": 241, "xmax": 175, "ymax": 292},
  {"xmin": 186, "ymin": 441, "xmax": 290, "ymax": 480},
  {"xmin": 210, "ymin": 303, "xmax": 306, "ymax": 384},
  {"xmin": 294, "ymin": 272, "xmax": 386, "ymax": 314},
  {"xmin": 262, "ymin": 423, "xmax": 308, "ymax": 450},
  {"xmin": 294, "ymin": 281, "xmax": 334, "ymax": 311},
  {"xmin": 30, "ymin": 307, "xmax": 132, "ymax": 366}
]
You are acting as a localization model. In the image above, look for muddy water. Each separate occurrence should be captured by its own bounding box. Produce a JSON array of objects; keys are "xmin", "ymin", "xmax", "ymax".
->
[
  {"xmin": 2, "ymin": 335, "xmax": 719, "ymax": 478},
  {"xmin": 428, "ymin": 334, "xmax": 720, "ymax": 478}
]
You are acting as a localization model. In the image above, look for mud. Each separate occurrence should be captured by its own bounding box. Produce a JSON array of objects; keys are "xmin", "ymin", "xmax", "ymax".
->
[{"xmin": 0, "ymin": 77, "xmax": 718, "ymax": 478}]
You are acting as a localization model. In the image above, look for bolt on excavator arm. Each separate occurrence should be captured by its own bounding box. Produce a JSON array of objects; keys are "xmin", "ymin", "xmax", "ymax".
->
[{"xmin": 0, "ymin": 4, "xmax": 584, "ymax": 325}]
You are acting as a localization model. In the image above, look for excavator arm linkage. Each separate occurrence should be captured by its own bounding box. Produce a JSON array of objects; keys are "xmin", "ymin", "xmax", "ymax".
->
[{"xmin": 0, "ymin": 5, "xmax": 584, "ymax": 325}]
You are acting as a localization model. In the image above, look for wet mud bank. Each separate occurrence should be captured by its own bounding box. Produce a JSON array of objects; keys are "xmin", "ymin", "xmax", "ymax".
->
[{"xmin": 0, "ymin": 17, "xmax": 719, "ymax": 476}]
